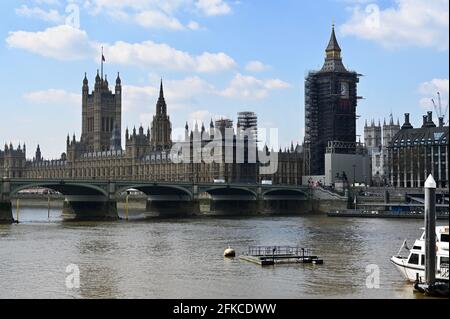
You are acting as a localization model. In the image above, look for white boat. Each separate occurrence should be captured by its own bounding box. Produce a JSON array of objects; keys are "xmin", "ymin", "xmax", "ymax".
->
[{"xmin": 391, "ymin": 226, "xmax": 449, "ymax": 283}]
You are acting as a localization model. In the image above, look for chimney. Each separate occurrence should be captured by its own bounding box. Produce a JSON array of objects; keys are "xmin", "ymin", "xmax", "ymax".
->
[
  {"xmin": 422, "ymin": 115, "xmax": 428, "ymax": 128},
  {"xmin": 427, "ymin": 111, "xmax": 433, "ymax": 123},
  {"xmin": 402, "ymin": 113, "xmax": 413, "ymax": 130},
  {"xmin": 424, "ymin": 111, "xmax": 437, "ymax": 128},
  {"xmin": 439, "ymin": 117, "xmax": 444, "ymax": 128}
]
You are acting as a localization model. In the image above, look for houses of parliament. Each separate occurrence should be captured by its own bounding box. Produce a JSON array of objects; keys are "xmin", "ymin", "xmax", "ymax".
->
[{"xmin": 0, "ymin": 70, "xmax": 303, "ymax": 185}]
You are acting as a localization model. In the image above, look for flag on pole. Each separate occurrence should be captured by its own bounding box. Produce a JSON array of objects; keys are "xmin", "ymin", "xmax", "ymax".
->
[
  {"xmin": 101, "ymin": 47, "xmax": 105, "ymax": 80},
  {"xmin": 101, "ymin": 46, "xmax": 106, "ymax": 62}
]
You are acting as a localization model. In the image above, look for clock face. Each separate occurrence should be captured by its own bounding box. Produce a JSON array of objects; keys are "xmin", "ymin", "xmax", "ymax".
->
[{"xmin": 340, "ymin": 82, "xmax": 349, "ymax": 98}]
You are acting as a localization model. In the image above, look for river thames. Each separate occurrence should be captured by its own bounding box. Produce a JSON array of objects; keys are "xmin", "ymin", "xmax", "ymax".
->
[{"xmin": 0, "ymin": 207, "xmax": 444, "ymax": 299}]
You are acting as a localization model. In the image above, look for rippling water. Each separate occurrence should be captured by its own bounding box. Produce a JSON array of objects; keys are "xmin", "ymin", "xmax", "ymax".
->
[{"xmin": 0, "ymin": 207, "xmax": 445, "ymax": 299}]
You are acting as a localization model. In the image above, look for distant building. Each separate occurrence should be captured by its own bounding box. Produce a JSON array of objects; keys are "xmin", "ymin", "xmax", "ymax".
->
[
  {"xmin": 302, "ymin": 25, "xmax": 368, "ymax": 187},
  {"xmin": 150, "ymin": 81, "xmax": 172, "ymax": 152},
  {"xmin": 304, "ymin": 25, "xmax": 361, "ymax": 176},
  {"xmin": 323, "ymin": 141, "xmax": 370, "ymax": 186},
  {"xmin": 81, "ymin": 71, "xmax": 122, "ymax": 153},
  {"xmin": 0, "ymin": 143, "xmax": 26, "ymax": 178},
  {"xmin": 237, "ymin": 112, "xmax": 258, "ymax": 142},
  {"xmin": 259, "ymin": 143, "xmax": 303, "ymax": 185},
  {"xmin": 1, "ymin": 70, "xmax": 302, "ymax": 185},
  {"xmin": 389, "ymin": 112, "xmax": 449, "ymax": 188},
  {"xmin": 364, "ymin": 115, "xmax": 400, "ymax": 185},
  {"xmin": 364, "ymin": 120, "xmax": 382, "ymax": 155}
]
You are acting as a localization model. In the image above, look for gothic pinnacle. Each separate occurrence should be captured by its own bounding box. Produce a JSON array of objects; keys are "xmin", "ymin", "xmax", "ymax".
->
[{"xmin": 159, "ymin": 78, "xmax": 164, "ymax": 99}]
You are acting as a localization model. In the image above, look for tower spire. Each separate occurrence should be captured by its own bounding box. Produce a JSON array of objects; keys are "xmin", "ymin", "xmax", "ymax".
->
[
  {"xmin": 321, "ymin": 24, "xmax": 346, "ymax": 72},
  {"xmin": 326, "ymin": 24, "xmax": 341, "ymax": 55},
  {"xmin": 159, "ymin": 78, "xmax": 164, "ymax": 99}
]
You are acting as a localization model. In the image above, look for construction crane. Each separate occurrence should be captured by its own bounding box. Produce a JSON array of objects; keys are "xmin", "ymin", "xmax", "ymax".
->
[{"xmin": 431, "ymin": 92, "xmax": 449, "ymax": 126}]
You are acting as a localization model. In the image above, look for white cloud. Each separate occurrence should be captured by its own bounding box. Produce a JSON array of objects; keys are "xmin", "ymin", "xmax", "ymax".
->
[
  {"xmin": 83, "ymin": 0, "xmax": 231, "ymax": 29},
  {"xmin": 418, "ymin": 78, "xmax": 449, "ymax": 112},
  {"xmin": 83, "ymin": 0, "xmax": 186, "ymax": 14},
  {"xmin": 220, "ymin": 73, "xmax": 291, "ymax": 100},
  {"xmin": 245, "ymin": 61, "xmax": 269, "ymax": 73},
  {"xmin": 122, "ymin": 85, "xmax": 158, "ymax": 112},
  {"xmin": 105, "ymin": 41, "xmax": 236, "ymax": 73},
  {"xmin": 6, "ymin": 25, "xmax": 236, "ymax": 73},
  {"xmin": 6, "ymin": 25, "xmax": 94, "ymax": 60},
  {"xmin": 34, "ymin": 0, "xmax": 61, "ymax": 5},
  {"xmin": 134, "ymin": 10, "xmax": 185, "ymax": 30},
  {"xmin": 122, "ymin": 76, "xmax": 214, "ymax": 113},
  {"xmin": 264, "ymin": 79, "xmax": 291, "ymax": 90},
  {"xmin": 189, "ymin": 110, "xmax": 214, "ymax": 124},
  {"xmin": 23, "ymin": 89, "xmax": 80, "ymax": 107},
  {"xmin": 16, "ymin": 5, "xmax": 65, "ymax": 24},
  {"xmin": 195, "ymin": 52, "xmax": 236, "ymax": 73},
  {"xmin": 419, "ymin": 78, "xmax": 449, "ymax": 95},
  {"xmin": 85, "ymin": 0, "xmax": 232, "ymax": 17},
  {"xmin": 14, "ymin": 0, "xmax": 230, "ymax": 31},
  {"xmin": 187, "ymin": 21, "xmax": 201, "ymax": 30},
  {"xmin": 106, "ymin": 8, "xmax": 198, "ymax": 31},
  {"xmin": 196, "ymin": 0, "xmax": 231, "ymax": 16},
  {"xmin": 164, "ymin": 76, "xmax": 215, "ymax": 101},
  {"xmin": 341, "ymin": 0, "xmax": 449, "ymax": 51}
]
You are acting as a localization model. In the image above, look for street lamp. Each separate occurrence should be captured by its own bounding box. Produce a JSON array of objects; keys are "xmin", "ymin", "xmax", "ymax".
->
[{"xmin": 353, "ymin": 164, "xmax": 356, "ymax": 187}]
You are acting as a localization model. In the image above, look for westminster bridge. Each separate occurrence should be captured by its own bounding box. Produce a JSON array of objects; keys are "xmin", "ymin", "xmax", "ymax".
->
[{"xmin": 0, "ymin": 178, "xmax": 313, "ymax": 222}]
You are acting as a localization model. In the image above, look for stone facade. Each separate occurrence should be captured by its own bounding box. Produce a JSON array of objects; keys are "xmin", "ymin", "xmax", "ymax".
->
[
  {"xmin": 260, "ymin": 144, "xmax": 303, "ymax": 185},
  {"xmin": 389, "ymin": 112, "xmax": 449, "ymax": 188},
  {"xmin": 81, "ymin": 72, "xmax": 122, "ymax": 153},
  {"xmin": 364, "ymin": 115, "xmax": 400, "ymax": 186},
  {"xmin": 0, "ymin": 143, "xmax": 26, "ymax": 178},
  {"xmin": 2, "ymin": 72, "xmax": 303, "ymax": 185}
]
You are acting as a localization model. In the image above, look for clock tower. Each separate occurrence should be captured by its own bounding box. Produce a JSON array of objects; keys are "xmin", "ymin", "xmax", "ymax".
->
[{"xmin": 304, "ymin": 25, "xmax": 361, "ymax": 176}]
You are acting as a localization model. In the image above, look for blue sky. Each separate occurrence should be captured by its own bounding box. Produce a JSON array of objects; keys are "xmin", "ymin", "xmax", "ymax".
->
[{"xmin": 0, "ymin": 0, "xmax": 448, "ymax": 159}]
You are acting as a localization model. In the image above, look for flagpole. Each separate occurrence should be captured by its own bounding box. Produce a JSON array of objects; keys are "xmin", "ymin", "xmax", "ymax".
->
[{"xmin": 101, "ymin": 46, "xmax": 104, "ymax": 80}]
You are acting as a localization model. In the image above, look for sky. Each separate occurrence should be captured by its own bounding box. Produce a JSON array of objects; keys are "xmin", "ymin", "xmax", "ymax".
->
[{"xmin": 0, "ymin": 0, "xmax": 448, "ymax": 159}]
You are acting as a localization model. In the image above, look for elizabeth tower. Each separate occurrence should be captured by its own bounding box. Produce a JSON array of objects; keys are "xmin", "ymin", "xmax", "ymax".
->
[{"xmin": 304, "ymin": 25, "xmax": 361, "ymax": 176}]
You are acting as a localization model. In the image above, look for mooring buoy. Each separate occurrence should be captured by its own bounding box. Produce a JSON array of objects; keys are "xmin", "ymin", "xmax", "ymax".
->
[{"xmin": 224, "ymin": 247, "xmax": 236, "ymax": 258}]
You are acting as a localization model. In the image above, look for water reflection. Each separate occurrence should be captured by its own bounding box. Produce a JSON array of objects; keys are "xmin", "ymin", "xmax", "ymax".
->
[{"xmin": 0, "ymin": 208, "xmax": 445, "ymax": 299}]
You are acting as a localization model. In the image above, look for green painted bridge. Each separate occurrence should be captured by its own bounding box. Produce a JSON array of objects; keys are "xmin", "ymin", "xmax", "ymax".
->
[{"xmin": 0, "ymin": 178, "xmax": 311, "ymax": 222}]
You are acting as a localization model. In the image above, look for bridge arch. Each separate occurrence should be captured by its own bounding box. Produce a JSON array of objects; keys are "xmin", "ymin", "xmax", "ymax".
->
[
  {"xmin": 11, "ymin": 181, "xmax": 109, "ymax": 197},
  {"xmin": 116, "ymin": 184, "xmax": 193, "ymax": 200}
]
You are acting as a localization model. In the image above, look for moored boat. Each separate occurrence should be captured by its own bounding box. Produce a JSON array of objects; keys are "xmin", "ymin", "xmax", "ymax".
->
[{"xmin": 391, "ymin": 226, "xmax": 449, "ymax": 283}]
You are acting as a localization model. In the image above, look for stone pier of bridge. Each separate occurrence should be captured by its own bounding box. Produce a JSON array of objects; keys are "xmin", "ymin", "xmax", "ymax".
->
[{"xmin": 0, "ymin": 180, "xmax": 14, "ymax": 223}]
